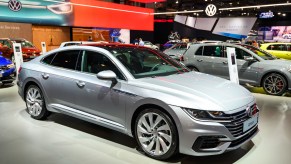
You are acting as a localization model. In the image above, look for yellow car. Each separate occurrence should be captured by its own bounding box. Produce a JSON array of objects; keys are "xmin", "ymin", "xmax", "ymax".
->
[{"xmin": 260, "ymin": 43, "xmax": 291, "ymax": 60}]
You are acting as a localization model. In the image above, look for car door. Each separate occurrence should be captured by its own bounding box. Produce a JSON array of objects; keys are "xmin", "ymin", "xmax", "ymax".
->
[
  {"xmin": 202, "ymin": 45, "xmax": 227, "ymax": 77},
  {"xmin": 232, "ymin": 47, "xmax": 260, "ymax": 85},
  {"xmin": 74, "ymin": 50, "xmax": 127, "ymax": 128},
  {"xmin": 40, "ymin": 50, "xmax": 81, "ymax": 109}
]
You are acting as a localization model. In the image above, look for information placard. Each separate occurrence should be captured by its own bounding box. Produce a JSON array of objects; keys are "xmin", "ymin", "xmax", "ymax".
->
[
  {"xmin": 12, "ymin": 43, "xmax": 23, "ymax": 76},
  {"xmin": 226, "ymin": 47, "xmax": 239, "ymax": 84},
  {"xmin": 41, "ymin": 42, "xmax": 46, "ymax": 54}
]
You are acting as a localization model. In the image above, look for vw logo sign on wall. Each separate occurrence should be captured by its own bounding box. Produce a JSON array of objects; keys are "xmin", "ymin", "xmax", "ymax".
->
[
  {"xmin": 8, "ymin": 0, "xmax": 22, "ymax": 12},
  {"xmin": 205, "ymin": 4, "xmax": 217, "ymax": 16}
]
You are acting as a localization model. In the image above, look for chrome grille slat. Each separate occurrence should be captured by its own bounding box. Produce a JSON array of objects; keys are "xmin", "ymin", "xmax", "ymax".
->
[{"xmin": 217, "ymin": 104, "xmax": 258, "ymax": 138}]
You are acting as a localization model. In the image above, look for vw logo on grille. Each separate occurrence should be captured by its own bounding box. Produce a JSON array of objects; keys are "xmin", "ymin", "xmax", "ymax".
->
[
  {"xmin": 205, "ymin": 4, "xmax": 217, "ymax": 16},
  {"xmin": 8, "ymin": 0, "xmax": 22, "ymax": 12}
]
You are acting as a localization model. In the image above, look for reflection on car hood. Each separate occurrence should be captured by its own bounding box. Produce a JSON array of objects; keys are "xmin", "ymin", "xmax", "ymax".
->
[
  {"xmin": 0, "ymin": 0, "xmax": 67, "ymax": 6},
  {"xmin": 133, "ymin": 72, "xmax": 254, "ymax": 112}
]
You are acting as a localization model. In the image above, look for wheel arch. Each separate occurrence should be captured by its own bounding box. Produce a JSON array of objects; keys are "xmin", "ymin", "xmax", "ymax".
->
[{"xmin": 127, "ymin": 98, "xmax": 182, "ymax": 140}]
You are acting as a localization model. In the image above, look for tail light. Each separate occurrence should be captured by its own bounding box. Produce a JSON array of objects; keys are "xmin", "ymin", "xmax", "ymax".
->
[{"xmin": 18, "ymin": 66, "xmax": 22, "ymax": 74}]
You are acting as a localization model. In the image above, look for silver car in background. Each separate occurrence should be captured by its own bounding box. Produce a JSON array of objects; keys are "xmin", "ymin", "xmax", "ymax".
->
[
  {"xmin": 163, "ymin": 42, "xmax": 188, "ymax": 60},
  {"xmin": 183, "ymin": 43, "xmax": 291, "ymax": 96},
  {"xmin": 17, "ymin": 44, "xmax": 259, "ymax": 160}
]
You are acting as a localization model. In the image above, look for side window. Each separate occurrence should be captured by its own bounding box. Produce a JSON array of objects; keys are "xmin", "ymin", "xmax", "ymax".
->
[
  {"xmin": 203, "ymin": 46, "xmax": 224, "ymax": 57},
  {"xmin": 195, "ymin": 47, "xmax": 203, "ymax": 56},
  {"xmin": 81, "ymin": 51, "xmax": 125, "ymax": 80},
  {"xmin": 42, "ymin": 53, "xmax": 56, "ymax": 64},
  {"xmin": 50, "ymin": 50, "xmax": 80, "ymax": 70},
  {"xmin": 235, "ymin": 48, "xmax": 252, "ymax": 60},
  {"xmin": 267, "ymin": 44, "xmax": 286, "ymax": 51}
]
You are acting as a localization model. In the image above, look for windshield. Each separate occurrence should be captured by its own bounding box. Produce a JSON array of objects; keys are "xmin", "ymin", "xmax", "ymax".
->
[
  {"xmin": 15, "ymin": 40, "xmax": 34, "ymax": 48},
  {"xmin": 242, "ymin": 45, "xmax": 276, "ymax": 60},
  {"xmin": 102, "ymin": 46, "xmax": 189, "ymax": 79}
]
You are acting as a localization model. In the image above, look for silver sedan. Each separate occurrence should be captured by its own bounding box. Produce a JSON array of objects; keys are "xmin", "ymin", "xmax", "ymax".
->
[{"xmin": 17, "ymin": 44, "xmax": 259, "ymax": 160}]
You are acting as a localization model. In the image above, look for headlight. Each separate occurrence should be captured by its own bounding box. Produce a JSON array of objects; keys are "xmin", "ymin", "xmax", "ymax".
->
[
  {"xmin": 7, "ymin": 63, "xmax": 15, "ymax": 69},
  {"xmin": 48, "ymin": 3, "xmax": 73, "ymax": 14},
  {"xmin": 182, "ymin": 108, "xmax": 225, "ymax": 121}
]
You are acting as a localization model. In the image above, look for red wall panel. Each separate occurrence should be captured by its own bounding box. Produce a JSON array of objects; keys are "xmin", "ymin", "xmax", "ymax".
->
[{"xmin": 71, "ymin": 0, "xmax": 154, "ymax": 31}]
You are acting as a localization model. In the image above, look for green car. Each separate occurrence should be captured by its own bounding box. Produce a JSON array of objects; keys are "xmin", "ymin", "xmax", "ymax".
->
[{"xmin": 260, "ymin": 43, "xmax": 291, "ymax": 60}]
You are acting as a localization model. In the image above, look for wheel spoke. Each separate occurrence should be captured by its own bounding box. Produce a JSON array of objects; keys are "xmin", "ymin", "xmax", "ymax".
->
[
  {"xmin": 141, "ymin": 117, "xmax": 151, "ymax": 132},
  {"xmin": 145, "ymin": 139, "xmax": 155, "ymax": 152},
  {"xmin": 139, "ymin": 136, "xmax": 154, "ymax": 143},
  {"xmin": 152, "ymin": 115, "xmax": 162, "ymax": 129},
  {"xmin": 157, "ymin": 124, "xmax": 170, "ymax": 131},
  {"xmin": 148, "ymin": 113, "xmax": 154, "ymax": 128},
  {"xmin": 154, "ymin": 137, "xmax": 161, "ymax": 155},
  {"xmin": 158, "ymin": 132, "xmax": 172, "ymax": 143},
  {"xmin": 159, "ymin": 137, "xmax": 168, "ymax": 152},
  {"xmin": 137, "ymin": 125, "xmax": 151, "ymax": 135}
]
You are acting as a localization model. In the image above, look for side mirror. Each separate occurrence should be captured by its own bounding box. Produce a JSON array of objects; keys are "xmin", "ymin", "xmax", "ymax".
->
[
  {"xmin": 97, "ymin": 70, "xmax": 117, "ymax": 82},
  {"xmin": 244, "ymin": 56, "xmax": 256, "ymax": 62}
]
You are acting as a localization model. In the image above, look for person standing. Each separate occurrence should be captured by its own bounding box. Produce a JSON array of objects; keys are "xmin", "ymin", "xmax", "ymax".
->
[{"xmin": 138, "ymin": 38, "xmax": 144, "ymax": 46}]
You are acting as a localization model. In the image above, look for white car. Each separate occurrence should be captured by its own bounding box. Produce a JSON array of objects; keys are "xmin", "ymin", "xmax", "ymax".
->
[
  {"xmin": 59, "ymin": 41, "xmax": 108, "ymax": 48},
  {"xmin": 143, "ymin": 41, "xmax": 159, "ymax": 50}
]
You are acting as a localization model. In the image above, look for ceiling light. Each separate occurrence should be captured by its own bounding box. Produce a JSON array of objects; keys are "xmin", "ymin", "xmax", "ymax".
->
[
  {"xmin": 176, "ymin": 0, "xmax": 178, "ymax": 4},
  {"xmin": 278, "ymin": 12, "xmax": 281, "ymax": 15},
  {"xmin": 282, "ymin": 13, "xmax": 286, "ymax": 16},
  {"xmin": 219, "ymin": 3, "xmax": 291, "ymax": 11}
]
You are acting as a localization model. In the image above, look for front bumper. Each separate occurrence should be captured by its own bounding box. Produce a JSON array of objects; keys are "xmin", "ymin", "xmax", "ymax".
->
[
  {"xmin": 0, "ymin": 67, "xmax": 15, "ymax": 83},
  {"xmin": 169, "ymin": 104, "xmax": 259, "ymax": 156}
]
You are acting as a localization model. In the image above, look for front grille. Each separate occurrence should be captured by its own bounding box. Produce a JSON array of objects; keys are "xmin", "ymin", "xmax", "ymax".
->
[
  {"xmin": 229, "ymin": 126, "xmax": 258, "ymax": 147},
  {"xmin": 219, "ymin": 104, "xmax": 259, "ymax": 137}
]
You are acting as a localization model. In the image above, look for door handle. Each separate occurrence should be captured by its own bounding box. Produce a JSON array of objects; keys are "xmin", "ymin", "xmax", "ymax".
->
[
  {"xmin": 197, "ymin": 59, "xmax": 203, "ymax": 62},
  {"xmin": 76, "ymin": 81, "xmax": 85, "ymax": 88},
  {"xmin": 41, "ymin": 73, "xmax": 49, "ymax": 79},
  {"xmin": 223, "ymin": 61, "xmax": 228, "ymax": 64}
]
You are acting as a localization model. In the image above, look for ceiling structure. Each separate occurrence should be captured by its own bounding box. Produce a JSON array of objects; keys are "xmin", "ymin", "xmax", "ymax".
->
[{"xmin": 153, "ymin": 0, "xmax": 291, "ymax": 18}]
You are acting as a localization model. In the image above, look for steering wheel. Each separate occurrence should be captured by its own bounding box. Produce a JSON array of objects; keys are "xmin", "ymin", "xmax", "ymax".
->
[{"xmin": 150, "ymin": 63, "xmax": 162, "ymax": 71}]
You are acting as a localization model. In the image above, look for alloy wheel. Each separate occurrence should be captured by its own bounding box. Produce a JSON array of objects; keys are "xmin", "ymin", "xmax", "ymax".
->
[
  {"xmin": 26, "ymin": 87, "xmax": 44, "ymax": 117},
  {"xmin": 263, "ymin": 73, "xmax": 287, "ymax": 96},
  {"xmin": 137, "ymin": 112, "xmax": 172, "ymax": 156}
]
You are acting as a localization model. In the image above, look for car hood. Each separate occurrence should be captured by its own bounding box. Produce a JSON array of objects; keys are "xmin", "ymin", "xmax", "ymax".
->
[
  {"xmin": 131, "ymin": 72, "xmax": 254, "ymax": 112},
  {"xmin": 261, "ymin": 59, "xmax": 291, "ymax": 68},
  {"xmin": 0, "ymin": 55, "xmax": 12, "ymax": 66}
]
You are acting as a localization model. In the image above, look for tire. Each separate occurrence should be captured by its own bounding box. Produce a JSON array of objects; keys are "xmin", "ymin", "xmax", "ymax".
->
[
  {"xmin": 262, "ymin": 73, "xmax": 287, "ymax": 96},
  {"xmin": 25, "ymin": 85, "xmax": 50, "ymax": 120},
  {"xmin": 134, "ymin": 108, "xmax": 178, "ymax": 160}
]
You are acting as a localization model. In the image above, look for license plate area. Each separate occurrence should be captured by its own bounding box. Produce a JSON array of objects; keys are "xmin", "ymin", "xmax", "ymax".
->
[{"xmin": 243, "ymin": 114, "xmax": 258, "ymax": 132}]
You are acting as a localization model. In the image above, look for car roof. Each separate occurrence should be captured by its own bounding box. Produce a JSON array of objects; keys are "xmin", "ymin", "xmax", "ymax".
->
[{"xmin": 81, "ymin": 43, "xmax": 155, "ymax": 50}]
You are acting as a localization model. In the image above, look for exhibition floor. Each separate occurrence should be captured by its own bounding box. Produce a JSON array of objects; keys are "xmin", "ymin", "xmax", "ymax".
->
[{"xmin": 0, "ymin": 84, "xmax": 291, "ymax": 164}]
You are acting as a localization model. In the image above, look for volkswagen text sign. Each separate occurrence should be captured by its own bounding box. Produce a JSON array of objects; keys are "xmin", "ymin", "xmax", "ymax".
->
[
  {"xmin": 205, "ymin": 4, "xmax": 216, "ymax": 17},
  {"xmin": 8, "ymin": 0, "xmax": 22, "ymax": 12}
]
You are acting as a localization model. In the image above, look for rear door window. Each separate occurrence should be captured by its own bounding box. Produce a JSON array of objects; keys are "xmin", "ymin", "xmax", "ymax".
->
[
  {"xmin": 50, "ymin": 50, "xmax": 80, "ymax": 70},
  {"xmin": 267, "ymin": 44, "xmax": 286, "ymax": 51},
  {"xmin": 203, "ymin": 46, "xmax": 224, "ymax": 57}
]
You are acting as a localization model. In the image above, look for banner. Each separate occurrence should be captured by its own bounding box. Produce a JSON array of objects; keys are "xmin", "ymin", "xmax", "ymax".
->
[
  {"xmin": 0, "ymin": 0, "xmax": 153, "ymax": 31},
  {"xmin": 212, "ymin": 17, "xmax": 257, "ymax": 39}
]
